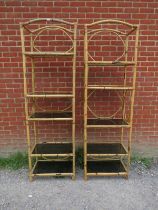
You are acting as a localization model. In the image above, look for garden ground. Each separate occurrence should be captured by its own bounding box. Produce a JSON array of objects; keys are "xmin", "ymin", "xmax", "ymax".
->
[{"xmin": 0, "ymin": 162, "xmax": 158, "ymax": 210}]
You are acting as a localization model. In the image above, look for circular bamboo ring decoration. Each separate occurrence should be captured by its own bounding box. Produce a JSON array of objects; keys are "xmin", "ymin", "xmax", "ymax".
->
[
  {"xmin": 87, "ymin": 90, "xmax": 125, "ymax": 119},
  {"xmin": 88, "ymin": 29, "xmax": 126, "ymax": 63},
  {"xmin": 33, "ymin": 26, "xmax": 73, "ymax": 53}
]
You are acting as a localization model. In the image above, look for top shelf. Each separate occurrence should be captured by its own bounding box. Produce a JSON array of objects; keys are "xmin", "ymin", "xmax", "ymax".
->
[
  {"xmin": 87, "ymin": 61, "xmax": 135, "ymax": 67},
  {"xmin": 24, "ymin": 51, "xmax": 74, "ymax": 57}
]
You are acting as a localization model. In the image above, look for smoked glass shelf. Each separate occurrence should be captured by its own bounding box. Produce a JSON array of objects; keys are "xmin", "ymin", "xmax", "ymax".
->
[
  {"xmin": 28, "ymin": 112, "xmax": 72, "ymax": 121},
  {"xmin": 87, "ymin": 118, "xmax": 130, "ymax": 128},
  {"xmin": 31, "ymin": 143, "xmax": 73, "ymax": 157},
  {"xmin": 87, "ymin": 143, "xmax": 127, "ymax": 157}
]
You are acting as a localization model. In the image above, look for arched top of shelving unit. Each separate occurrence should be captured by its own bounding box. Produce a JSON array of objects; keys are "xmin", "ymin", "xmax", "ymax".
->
[
  {"xmin": 85, "ymin": 19, "xmax": 138, "ymax": 29},
  {"xmin": 20, "ymin": 18, "xmax": 77, "ymax": 56},
  {"xmin": 84, "ymin": 19, "xmax": 139, "ymax": 64},
  {"xmin": 21, "ymin": 18, "xmax": 76, "ymax": 27}
]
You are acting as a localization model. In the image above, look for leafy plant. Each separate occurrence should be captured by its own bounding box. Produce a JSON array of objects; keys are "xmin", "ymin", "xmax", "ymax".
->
[
  {"xmin": 131, "ymin": 155, "xmax": 153, "ymax": 168},
  {"xmin": 0, "ymin": 152, "xmax": 28, "ymax": 170},
  {"xmin": 76, "ymin": 147, "xmax": 84, "ymax": 169}
]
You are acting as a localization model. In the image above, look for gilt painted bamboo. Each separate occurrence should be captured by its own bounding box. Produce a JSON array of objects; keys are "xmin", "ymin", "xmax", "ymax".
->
[
  {"xmin": 20, "ymin": 18, "xmax": 77, "ymax": 181},
  {"xmin": 83, "ymin": 19, "xmax": 139, "ymax": 179}
]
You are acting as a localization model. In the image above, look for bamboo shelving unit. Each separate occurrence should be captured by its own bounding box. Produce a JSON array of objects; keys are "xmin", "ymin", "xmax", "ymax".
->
[
  {"xmin": 20, "ymin": 18, "xmax": 77, "ymax": 181},
  {"xmin": 84, "ymin": 19, "xmax": 139, "ymax": 180}
]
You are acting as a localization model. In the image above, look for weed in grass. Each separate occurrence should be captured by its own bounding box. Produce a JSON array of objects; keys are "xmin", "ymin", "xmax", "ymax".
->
[
  {"xmin": 132, "ymin": 155, "xmax": 153, "ymax": 168},
  {"xmin": 76, "ymin": 147, "xmax": 84, "ymax": 169},
  {"xmin": 0, "ymin": 152, "xmax": 28, "ymax": 170}
]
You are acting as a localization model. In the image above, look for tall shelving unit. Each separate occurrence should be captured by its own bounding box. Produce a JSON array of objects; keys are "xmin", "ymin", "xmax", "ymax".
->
[
  {"xmin": 20, "ymin": 18, "xmax": 77, "ymax": 181},
  {"xmin": 84, "ymin": 20, "xmax": 139, "ymax": 179}
]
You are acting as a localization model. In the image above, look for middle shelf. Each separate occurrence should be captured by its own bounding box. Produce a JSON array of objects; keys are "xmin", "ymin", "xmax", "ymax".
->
[
  {"xmin": 28, "ymin": 111, "xmax": 72, "ymax": 121},
  {"xmin": 31, "ymin": 143, "xmax": 73, "ymax": 157},
  {"xmin": 87, "ymin": 143, "xmax": 127, "ymax": 157},
  {"xmin": 87, "ymin": 118, "xmax": 130, "ymax": 128}
]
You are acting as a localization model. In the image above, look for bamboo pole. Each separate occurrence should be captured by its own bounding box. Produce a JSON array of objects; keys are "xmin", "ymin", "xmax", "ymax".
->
[
  {"xmin": 20, "ymin": 24, "xmax": 33, "ymax": 182},
  {"xmin": 84, "ymin": 25, "xmax": 89, "ymax": 180},
  {"xmin": 72, "ymin": 23, "xmax": 77, "ymax": 180},
  {"xmin": 121, "ymin": 35, "xmax": 129, "ymax": 146},
  {"xmin": 30, "ymin": 35, "xmax": 38, "ymax": 163},
  {"xmin": 128, "ymin": 25, "xmax": 140, "ymax": 170}
]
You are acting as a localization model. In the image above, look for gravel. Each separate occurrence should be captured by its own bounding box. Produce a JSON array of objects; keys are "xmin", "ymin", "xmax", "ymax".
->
[{"xmin": 0, "ymin": 164, "xmax": 158, "ymax": 210}]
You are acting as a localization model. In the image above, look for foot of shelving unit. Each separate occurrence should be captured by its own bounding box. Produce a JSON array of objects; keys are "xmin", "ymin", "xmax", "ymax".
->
[
  {"xmin": 124, "ymin": 174, "xmax": 129, "ymax": 180},
  {"xmin": 84, "ymin": 174, "xmax": 88, "ymax": 181},
  {"xmin": 72, "ymin": 174, "xmax": 76, "ymax": 180},
  {"xmin": 29, "ymin": 175, "xmax": 33, "ymax": 182}
]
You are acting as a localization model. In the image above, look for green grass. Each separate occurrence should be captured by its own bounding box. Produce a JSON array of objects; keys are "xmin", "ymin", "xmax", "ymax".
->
[
  {"xmin": 76, "ymin": 147, "xmax": 84, "ymax": 169},
  {"xmin": 131, "ymin": 154, "xmax": 153, "ymax": 168},
  {"xmin": 0, "ymin": 152, "xmax": 28, "ymax": 170},
  {"xmin": 0, "ymin": 149, "xmax": 154, "ymax": 170}
]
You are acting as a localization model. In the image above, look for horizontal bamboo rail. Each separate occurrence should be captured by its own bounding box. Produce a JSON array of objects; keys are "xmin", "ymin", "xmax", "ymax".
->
[
  {"xmin": 31, "ymin": 154, "xmax": 73, "ymax": 157},
  {"xmin": 27, "ymin": 93, "xmax": 73, "ymax": 98},
  {"xmin": 32, "ymin": 173, "xmax": 73, "ymax": 177},
  {"xmin": 87, "ymin": 154, "xmax": 128, "ymax": 157},
  {"xmin": 24, "ymin": 52, "xmax": 74, "ymax": 57},
  {"xmin": 87, "ymin": 172, "xmax": 127, "ymax": 176},
  {"xmin": 88, "ymin": 61, "xmax": 135, "ymax": 67},
  {"xmin": 87, "ymin": 85, "xmax": 133, "ymax": 90},
  {"xmin": 28, "ymin": 117, "xmax": 73, "ymax": 121}
]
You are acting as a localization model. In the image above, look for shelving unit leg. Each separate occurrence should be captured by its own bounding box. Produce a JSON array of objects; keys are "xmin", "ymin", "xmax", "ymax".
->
[{"xmin": 84, "ymin": 24, "xmax": 89, "ymax": 180}]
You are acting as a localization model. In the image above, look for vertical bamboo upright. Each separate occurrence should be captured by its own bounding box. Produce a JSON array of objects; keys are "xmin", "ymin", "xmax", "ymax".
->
[
  {"xmin": 20, "ymin": 18, "xmax": 77, "ymax": 181},
  {"xmin": 83, "ymin": 19, "xmax": 139, "ymax": 179}
]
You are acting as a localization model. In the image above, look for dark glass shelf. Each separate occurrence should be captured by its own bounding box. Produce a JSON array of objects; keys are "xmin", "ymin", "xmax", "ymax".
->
[
  {"xmin": 33, "ymin": 161, "xmax": 72, "ymax": 174},
  {"xmin": 29, "ymin": 112, "xmax": 72, "ymax": 120},
  {"xmin": 87, "ymin": 160, "xmax": 126, "ymax": 174},
  {"xmin": 32, "ymin": 143, "xmax": 72, "ymax": 156},
  {"xmin": 87, "ymin": 143, "xmax": 127, "ymax": 156},
  {"xmin": 87, "ymin": 118, "xmax": 129, "ymax": 127}
]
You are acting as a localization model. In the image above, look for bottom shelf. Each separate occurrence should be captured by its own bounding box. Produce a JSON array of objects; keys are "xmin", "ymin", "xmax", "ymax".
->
[
  {"xmin": 33, "ymin": 161, "xmax": 73, "ymax": 176},
  {"xmin": 87, "ymin": 160, "xmax": 127, "ymax": 176}
]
